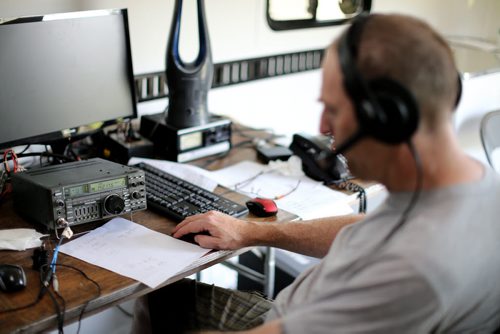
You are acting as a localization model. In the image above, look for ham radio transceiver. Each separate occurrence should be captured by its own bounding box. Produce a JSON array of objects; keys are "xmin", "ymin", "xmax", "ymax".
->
[{"xmin": 11, "ymin": 158, "xmax": 147, "ymax": 230}]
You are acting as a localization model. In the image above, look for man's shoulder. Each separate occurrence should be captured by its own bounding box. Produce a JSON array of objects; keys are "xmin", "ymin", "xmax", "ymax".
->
[{"xmin": 385, "ymin": 206, "xmax": 500, "ymax": 313}]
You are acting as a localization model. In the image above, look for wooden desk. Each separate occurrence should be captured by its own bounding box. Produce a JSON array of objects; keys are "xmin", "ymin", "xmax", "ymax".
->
[
  {"xmin": 0, "ymin": 185, "xmax": 297, "ymax": 333},
  {"xmin": 0, "ymin": 124, "xmax": 298, "ymax": 333}
]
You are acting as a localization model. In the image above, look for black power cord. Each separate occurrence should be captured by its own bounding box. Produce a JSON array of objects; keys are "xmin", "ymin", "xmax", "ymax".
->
[
  {"xmin": 1, "ymin": 259, "xmax": 101, "ymax": 334},
  {"xmin": 53, "ymin": 263, "xmax": 102, "ymax": 334},
  {"xmin": 32, "ymin": 245, "xmax": 50, "ymax": 272}
]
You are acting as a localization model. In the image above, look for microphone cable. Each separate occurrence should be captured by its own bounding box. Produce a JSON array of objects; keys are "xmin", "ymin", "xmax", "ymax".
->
[
  {"xmin": 334, "ymin": 180, "xmax": 367, "ymax": 214},
  {"xmin": 382, "ymin": 140, "xmax": 423, "ymax": 244}
]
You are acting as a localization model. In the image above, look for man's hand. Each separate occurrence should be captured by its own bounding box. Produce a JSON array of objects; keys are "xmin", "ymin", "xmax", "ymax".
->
[{"xmin": 171, "ymin": 211, "xmax": 252, "ymax": 249}]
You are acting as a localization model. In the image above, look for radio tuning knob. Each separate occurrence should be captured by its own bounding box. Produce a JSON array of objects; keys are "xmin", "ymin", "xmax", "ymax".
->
[
  {"xmin": 132, "ymin": 191, "xmax": 141, "ymax": 199},
  {"xmin": 103, "ymin": 194, "xmax": 125, "ymax": 215}
]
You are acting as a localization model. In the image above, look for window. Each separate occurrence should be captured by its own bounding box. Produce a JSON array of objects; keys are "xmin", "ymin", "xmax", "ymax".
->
[{"xmin": 267, "ymin": 0, "xmax": 372, "ymax": 30}]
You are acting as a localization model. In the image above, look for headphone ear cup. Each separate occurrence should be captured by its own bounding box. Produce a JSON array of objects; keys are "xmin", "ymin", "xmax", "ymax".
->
[{"xmin": 363, "ymin": 78, "xmax": 419, "ymax": 144}]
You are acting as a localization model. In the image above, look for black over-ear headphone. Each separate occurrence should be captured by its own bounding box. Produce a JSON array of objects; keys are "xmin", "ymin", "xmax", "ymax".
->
[{"xmin": 335, "ymin": 14, "xmax": 420, "ymax": 154}]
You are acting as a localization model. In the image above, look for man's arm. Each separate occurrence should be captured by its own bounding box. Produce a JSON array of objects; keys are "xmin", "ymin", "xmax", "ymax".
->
[
  {"xmin": 199, "ymin": 319, "xmax": 282, "ymax": 334},
  {"xmin": 172, "ymin": 211, "xmax": 363, "ymax": 257},
  {"xmin": 245, "ymin": 320, "xmax": 282, "ymax": 334},
  {"xmin": 198, "ymin": 319, "xmax": 282, "ymax": 334}
]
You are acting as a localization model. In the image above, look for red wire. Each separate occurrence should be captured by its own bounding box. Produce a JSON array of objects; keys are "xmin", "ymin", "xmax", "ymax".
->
[{"xmin": 2, "ymin": 148, "xmax": 19, "ymax": 173}]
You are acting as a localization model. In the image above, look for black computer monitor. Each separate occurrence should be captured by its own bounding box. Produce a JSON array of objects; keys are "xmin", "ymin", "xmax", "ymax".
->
[{"xmin": 0, "ymin": 8, "xmax": 137, "ymax": 151}]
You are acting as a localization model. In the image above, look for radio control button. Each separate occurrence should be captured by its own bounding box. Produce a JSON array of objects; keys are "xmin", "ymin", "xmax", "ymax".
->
[{"xmin": 103, "ymin": 194, "xmax": 125, "ymax": 215}]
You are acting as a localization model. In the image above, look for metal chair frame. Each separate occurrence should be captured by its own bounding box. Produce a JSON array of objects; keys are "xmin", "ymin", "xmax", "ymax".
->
[{"xmin": 480, "ymin": 110, "xmax": 500, "ymax": 169}]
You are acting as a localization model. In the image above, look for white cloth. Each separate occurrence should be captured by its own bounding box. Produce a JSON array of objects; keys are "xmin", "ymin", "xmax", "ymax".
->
[{"xmin": 0, "ymin": 228, "xmax": 45, "ymax": 251}]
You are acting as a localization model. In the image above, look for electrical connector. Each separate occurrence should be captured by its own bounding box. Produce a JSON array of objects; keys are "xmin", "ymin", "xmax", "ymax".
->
[
  {"xmin": 43, "ymin": 269, "xmax": 53, "ymax": 287},
  {"xmin": 52, "ymin": 273, "xmax": 59, "ymax": 292},
  {"xmin": 61, "ymin": 226, "xmax": 73, "ymax": 239}
]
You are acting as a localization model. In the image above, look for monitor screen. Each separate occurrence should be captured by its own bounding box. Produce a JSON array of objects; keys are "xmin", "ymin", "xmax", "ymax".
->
[{"xmin": 0, "ymin": 8, "xmax": 137, "ymax": 150}]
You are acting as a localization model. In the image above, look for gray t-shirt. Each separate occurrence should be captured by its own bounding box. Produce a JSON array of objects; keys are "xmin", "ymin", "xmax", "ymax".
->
[{"xmin": 267, "ymin": 165, "xmax": 500, "ymax": 333}]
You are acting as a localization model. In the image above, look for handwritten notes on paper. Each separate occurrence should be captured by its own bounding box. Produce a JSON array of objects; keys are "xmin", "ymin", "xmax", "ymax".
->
[{"xmin": 59, "ymin": 218, "xmax": 210, "ymax": 288}]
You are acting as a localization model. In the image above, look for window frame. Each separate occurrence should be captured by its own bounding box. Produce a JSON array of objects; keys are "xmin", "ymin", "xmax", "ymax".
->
[{"xmin": 266, "ymin": 0, "xmax": 372, "ymax": 31}]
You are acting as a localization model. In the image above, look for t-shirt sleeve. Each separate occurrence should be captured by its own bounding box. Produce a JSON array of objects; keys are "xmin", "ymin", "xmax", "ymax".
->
[{"xmin": 280, "ymin": 254, "xmax": 441, "ymax": 334}]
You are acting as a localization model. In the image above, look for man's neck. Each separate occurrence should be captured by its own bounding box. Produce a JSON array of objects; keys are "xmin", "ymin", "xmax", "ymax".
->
[{"xmin": 384, "ymin": 129, "xmax": 484, "ymax": 192}]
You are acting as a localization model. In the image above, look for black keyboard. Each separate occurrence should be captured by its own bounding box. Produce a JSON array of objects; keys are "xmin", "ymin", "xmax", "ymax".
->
[{"xmin": 133, "ymin": 162, "xmax": 248, "ymax": 222}]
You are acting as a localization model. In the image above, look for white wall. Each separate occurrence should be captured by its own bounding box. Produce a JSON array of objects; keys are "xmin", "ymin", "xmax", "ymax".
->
[
  {"xmin": 0, "ymin": 0, "xmax": 343, "ymax": 73},
  {"xmin": 374, "ymin": 0, "xmax": 500, "ymax": 42},
  {"xmin": 3, "ymin": 0, "xmax": 498, "ymax": 74},
  {"xmin": 74, "ymin": 0, "xmax": 345, "ymax": 73},
  {"xmin": 0, "ymin": 0, "xmax": 78, "ymax": 17},
  {"xmin": 2, "ymin": 0, "xmax": 499, "ymax": 150}
]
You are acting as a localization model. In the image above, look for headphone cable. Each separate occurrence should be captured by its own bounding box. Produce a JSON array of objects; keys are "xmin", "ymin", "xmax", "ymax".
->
[{"xmin": 382, "ymin": 140, "xmax": 423, "ymax": 244}]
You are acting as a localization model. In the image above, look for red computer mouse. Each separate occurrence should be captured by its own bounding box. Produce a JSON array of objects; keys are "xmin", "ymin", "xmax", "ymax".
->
[{"xmin": 245, "ymin": 197, "xmax": 278, "ymax": 217}]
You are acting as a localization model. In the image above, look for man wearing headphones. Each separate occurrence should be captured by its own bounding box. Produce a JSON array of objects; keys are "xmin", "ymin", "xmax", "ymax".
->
[{"xmin": 133, "ymin": 13, "xmax": 500, "ymax": 333}]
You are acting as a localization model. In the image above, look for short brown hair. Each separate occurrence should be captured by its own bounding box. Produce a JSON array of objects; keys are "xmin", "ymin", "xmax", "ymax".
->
[{"xmin": 336, "ymin": 14, "xmax": 459, "ymax": 131}]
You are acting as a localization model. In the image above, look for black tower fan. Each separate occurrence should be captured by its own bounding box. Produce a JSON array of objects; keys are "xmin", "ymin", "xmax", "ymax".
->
[
  {"xmin": 166, "ymin": 0, "xmax": 213, "ymax": 127},
  {"xmin": 140, "ymin": 0, "xmax": 232, "ymax": 162}
]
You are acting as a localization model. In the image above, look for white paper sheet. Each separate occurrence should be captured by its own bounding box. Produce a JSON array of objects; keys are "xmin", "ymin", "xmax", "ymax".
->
[
  {"xmin": 59, "ymin": 218, "xmax": 210, "ymax": 288},
  {"xmin": 208, "ymin": 161, "xmax": 353, "ymax": 220},
  {"xmin": 128, "ymin": 157, "xmax": 218, "ymax": 191}
]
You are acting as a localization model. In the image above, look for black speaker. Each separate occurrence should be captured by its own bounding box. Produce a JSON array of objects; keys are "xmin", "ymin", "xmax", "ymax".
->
[{"xmin": 337, "ymin": 14, "xmax": 419, "ymax": 145}]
